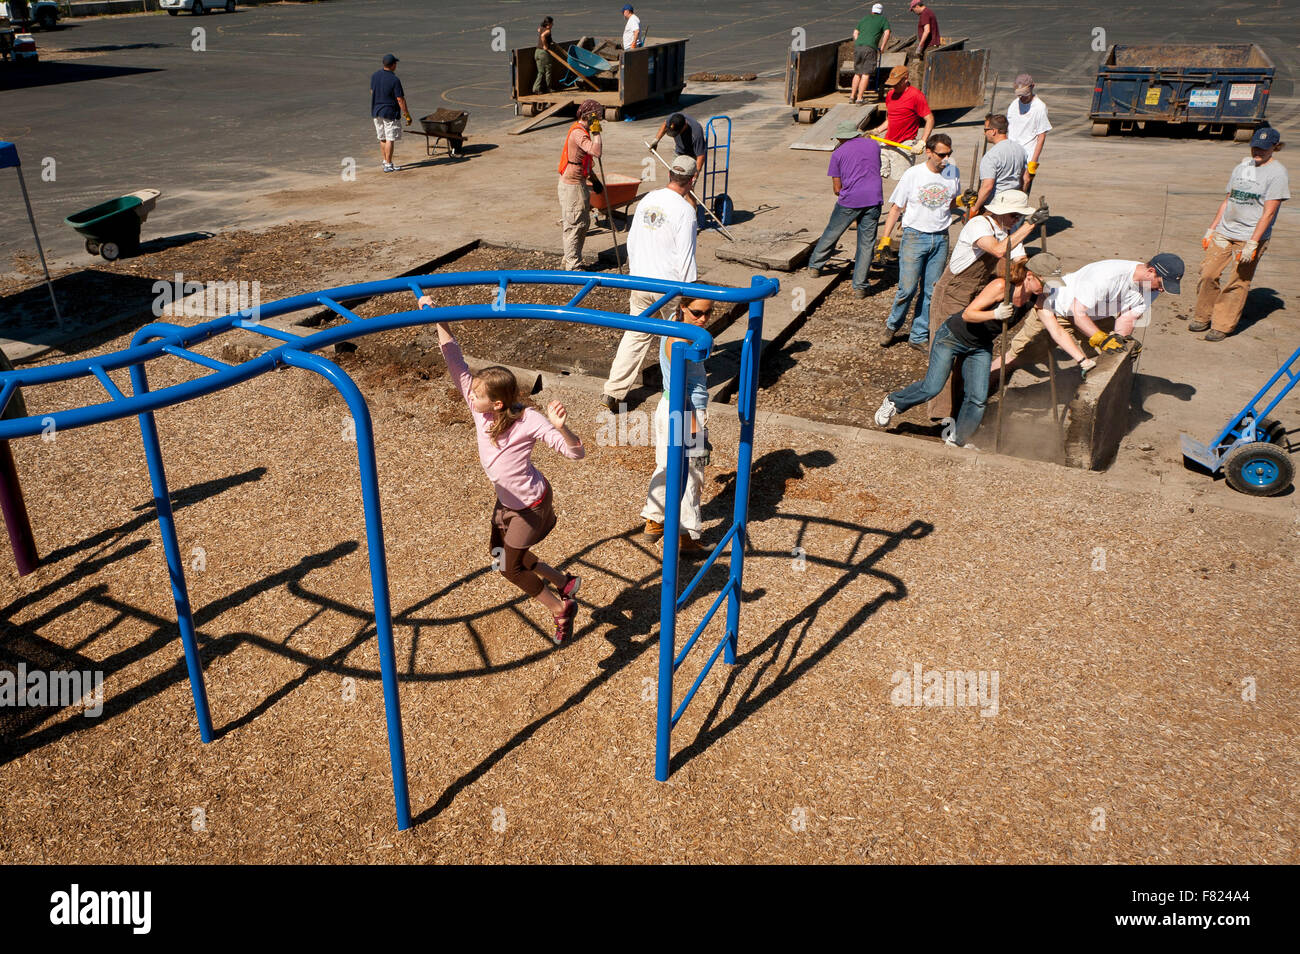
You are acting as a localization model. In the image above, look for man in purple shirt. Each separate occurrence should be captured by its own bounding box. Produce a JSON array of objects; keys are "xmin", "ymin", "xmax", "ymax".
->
[{"xmin": 806, "ymin": 122, "xmax": 884, "ymax": 297}]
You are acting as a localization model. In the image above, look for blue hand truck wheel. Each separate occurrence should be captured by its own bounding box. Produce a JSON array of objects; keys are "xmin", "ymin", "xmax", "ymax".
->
[
  {"xmin": 712, "ymin": 193, "xmax": 734, "ymax": 227},
  {"xmin": 1223, "ymin": 441, "xmax": 1294, "ymax": 497}
]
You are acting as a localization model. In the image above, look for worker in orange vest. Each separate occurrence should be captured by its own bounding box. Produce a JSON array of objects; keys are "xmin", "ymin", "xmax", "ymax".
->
[{"xmin": 557, "ymin": 100, "xmax": 606, "ymax": 270}]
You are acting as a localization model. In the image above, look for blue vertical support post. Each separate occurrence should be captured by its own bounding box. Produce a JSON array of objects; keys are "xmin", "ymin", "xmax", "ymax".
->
[
  {"xmin": 127, "ymin": 363, "xmax": 215, "ymax": 744},
  {"xmin": 655, "ymin": 342, "xmax": 689, "ymax": 782},
  {"xmin": 724, "ymin": 279, "xmax": 766, "ymax": 664},
  {"xmin": 280, "ymin": 350, "xmax": 411, "ymax": 830}
]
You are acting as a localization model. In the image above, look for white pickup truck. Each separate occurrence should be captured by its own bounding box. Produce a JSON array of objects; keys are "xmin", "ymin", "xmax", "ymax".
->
[{"xmin": 0, "ymin": 2, "xmax": 65, "ymax": 31}]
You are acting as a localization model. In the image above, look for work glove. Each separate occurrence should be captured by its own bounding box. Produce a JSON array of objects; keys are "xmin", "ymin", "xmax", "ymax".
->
[
  {"xmin": 1088, "ymin": 331, "xmax": 1124, "ymax": 353},
  {"xmin": 957, "ymin": 188, "xmax": 979, "ymax": 210},
  {"xmin": 651, "ymin": 137, "xmax": 661, "ymax": 150},
  {"xmin": 687, "ymin": 428, "xmax": 712, "ymax": 467},
  {"xmin": 1239, "ymin": 239, "xmax": 1259, "ymax": 264},
  {"xmin": 589, "ymin": 118, "xmax": 602, "ymax": 135},
  {"xmin": 993, "ymin": 301, "xmax": 1015, "ymax": 323},
  {"xmin": 588, "ymin": 174, "xmax": 604, "ymax": 195},
  {"xmin": 908, "ymin": 139, "xmax": 925, "ymax": 156},
  {"xmin": 1079, "ymin": 356, "xmax": 1097, "ymax": 379},
  {"xmin": 1026, "ymin": 204, "xmax": 1050, "ymax": 227},
  {"xmin": 1026, "ymin": 160, "xmax": 1039, "ymax": 176},
  {"xmin": 1202, "ymin": 228, "xmax": 1216, "ymax": 250},
  {"xmin": 875, "ymin": 234, "xmax": 893, "ymax": 253},
  {"xmin": 403, "ymin": 112, "xmax": 412, "ymax": 126}
]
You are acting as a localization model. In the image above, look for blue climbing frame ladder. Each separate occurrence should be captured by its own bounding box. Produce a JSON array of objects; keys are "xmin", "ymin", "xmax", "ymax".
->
[
  {"xmin": 0, "ymin": 269, "xmax": 778, "ymax": 830},
  {"xmin": 701, "ymin": 115, "xmax": 733, "ymax": 229}
]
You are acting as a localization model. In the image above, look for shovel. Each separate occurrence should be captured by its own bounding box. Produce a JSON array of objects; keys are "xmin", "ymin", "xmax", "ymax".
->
[{"xmin": 643, "ymin": 142, "xmax": 737, "ymax": 240}]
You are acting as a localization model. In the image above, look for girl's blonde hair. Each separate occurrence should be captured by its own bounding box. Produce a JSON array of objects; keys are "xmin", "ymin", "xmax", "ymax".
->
[{"xmin": 475, "ymin": 366, "xmax": 525, "ymax": 445}]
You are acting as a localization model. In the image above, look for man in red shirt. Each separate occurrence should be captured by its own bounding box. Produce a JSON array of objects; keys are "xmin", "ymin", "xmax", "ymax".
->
[
  {"xmin": 911, "ymin": 1, "xmax": 940, "ymax": 55},
  {"xmin": 871, "ymin": 65, "xmax": 934, "ymax": 180}
]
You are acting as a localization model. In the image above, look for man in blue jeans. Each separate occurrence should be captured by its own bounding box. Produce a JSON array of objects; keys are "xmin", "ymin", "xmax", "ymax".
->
[
  {"xmin": 806, "ymin": 122, "xmax": 883, "ymax": 297},
  {"xmin": 875, "ymin": 133, "xmax": 959, "ymax": 349},
  {"xmin": 874, "ymin": 253, "xmax": 1052, "ymax": 449}
]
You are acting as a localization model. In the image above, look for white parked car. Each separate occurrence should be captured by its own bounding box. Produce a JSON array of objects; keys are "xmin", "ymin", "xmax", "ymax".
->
[{"xmin": 161, "ymin": 0, "xmax": 237, "ymax": 14}]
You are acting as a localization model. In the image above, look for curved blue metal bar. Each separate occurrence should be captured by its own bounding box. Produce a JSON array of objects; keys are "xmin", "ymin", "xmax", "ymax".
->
[{"xmin": 0, "ymin": 267, "xmax": 780, "ymax": 829}]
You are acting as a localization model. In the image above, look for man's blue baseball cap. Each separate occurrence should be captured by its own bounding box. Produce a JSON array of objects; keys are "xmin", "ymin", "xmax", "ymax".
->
[
  {"xmin": 1250, "ymin": 127, "xmax": 1281, "ymax": 149},
  {"xmin": 1148, "ymin": 253, "xmax": 1184, "ymax": 294},
  {"xmin": 622, "ymin": 4, "xmax": 634, "ymax": 11}
]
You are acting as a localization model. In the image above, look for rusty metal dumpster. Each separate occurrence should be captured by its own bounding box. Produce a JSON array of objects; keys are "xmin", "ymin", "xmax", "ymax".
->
[
  {"xmin": 510, "ymin": 36, "xmax": 687, "ymax": 123},
  {"xmin": 1090, "ymin": 44, "xmax": 1274, "ymax": 140},
  {"xmin": 785, "ymin": 35, "xmax": 988, "ymax": 123}
]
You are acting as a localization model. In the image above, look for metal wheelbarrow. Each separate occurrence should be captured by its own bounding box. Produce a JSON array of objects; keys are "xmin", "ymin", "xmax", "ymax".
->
[
  {"xmin": 416, "ymin": 109, "xmax": 470, "ymax": 158},
  {"xmin": 64, "ymin": 189, "xmax": 160, "ymax": 261},
  {"xmin": 561, "ymin": 44, "xmax": 613, "ymax": 87}
]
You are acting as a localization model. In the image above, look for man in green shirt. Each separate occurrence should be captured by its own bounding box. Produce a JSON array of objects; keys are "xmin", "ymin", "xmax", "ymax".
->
[{"xmin": 852, "ymin": 3, "xmax": 892, "ymax": 104}]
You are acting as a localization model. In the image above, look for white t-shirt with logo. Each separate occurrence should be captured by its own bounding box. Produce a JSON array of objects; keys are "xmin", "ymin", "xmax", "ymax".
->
[
  {"xmin": 623, "ymin": 14, "xmax": 643, "ymax": 49},
  {"xmin": 887, "ymin": 164, "xmax": 959, "ymax": 234},
  {"xmin": 1049, "ymin": 259, "xmax": 1154, "ymax": 320},
  {"xmin": 1005, "ymin": 96, "xmax": 1052, "ymax": 161},
  {"xmin": 628, "ymin": 187, "xmax": 697, "ymax": 282},
  {"xmin": 947, "ymin": 214, "xmax": 1026, "ymax": 275},
  {"xmin": 1216, "ymin": 157, "xmax": 1290, "ymax": 242}
]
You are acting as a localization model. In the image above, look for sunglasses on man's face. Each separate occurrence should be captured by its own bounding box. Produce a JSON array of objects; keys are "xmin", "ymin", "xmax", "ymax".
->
[{"xmin": 931, "ymin": 149, "xmax": 952, "ymax": 158}]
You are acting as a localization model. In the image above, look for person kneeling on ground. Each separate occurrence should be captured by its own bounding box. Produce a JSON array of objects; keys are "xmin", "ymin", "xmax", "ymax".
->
[
  {"xmin": 873, "ymin": 254, "xmax": 1051, "ymax": 450},
  {"xmin": 641, "ymin": 298, "xmax": 714, "ymax": 557}
]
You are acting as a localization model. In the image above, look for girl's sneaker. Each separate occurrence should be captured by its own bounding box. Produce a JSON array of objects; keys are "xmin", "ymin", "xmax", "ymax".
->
[
  {"xmin": 559, "ymin": 573, "xmax": 581, "ymax": 599},
  {"xmin": 552, "ymin": 598, "xmax": 578, "ymax": 645}
]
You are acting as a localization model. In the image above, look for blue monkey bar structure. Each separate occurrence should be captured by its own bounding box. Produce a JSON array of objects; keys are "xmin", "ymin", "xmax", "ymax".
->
[{"xmin": 0, "ymin": 269, "xmax": 779, "ymax": 830}]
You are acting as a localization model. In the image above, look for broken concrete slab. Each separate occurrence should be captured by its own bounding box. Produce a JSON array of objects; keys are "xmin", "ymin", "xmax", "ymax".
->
[{"xmin": 714, "ymin": 239, "xmax": 814, "ymax": 272}]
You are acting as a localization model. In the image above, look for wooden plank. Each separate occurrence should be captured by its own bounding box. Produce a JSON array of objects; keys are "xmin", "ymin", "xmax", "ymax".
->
[
  {"xmin": 789, "ymin": 102, "xmax": 876, "ymax": 151},
  {"xmin": 509, "ymin": 98, "xmax": 576, "ymax": 135}
]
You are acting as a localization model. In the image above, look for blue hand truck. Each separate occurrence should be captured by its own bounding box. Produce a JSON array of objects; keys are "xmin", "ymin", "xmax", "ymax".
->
[
  {"xmin": 700, "ymin": 115, "xmax": 733, "ymax": 230},
  {"xmin": 1180, "ymin": 344, "xmax": 1298, "ymax": 496}
]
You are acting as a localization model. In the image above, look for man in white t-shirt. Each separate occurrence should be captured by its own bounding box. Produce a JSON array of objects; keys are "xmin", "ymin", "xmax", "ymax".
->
[
  {"xmin": 1005, "ymin": 74, "xmax": 1051, "ymax": 193},
  {"xmin": 875, "ymin": 133, "xmax": 960, "ymax": 349},
  {"xmin": 602, "ymin": 155, "xmax": 699, "ymax": 411},
  {"xmin": 621, "ymin": 5, "xmax": 644, "ymax": 49},
  {"xmin": 1042, "ymin": 254, "xmax": 1184, "ymax": 355}
]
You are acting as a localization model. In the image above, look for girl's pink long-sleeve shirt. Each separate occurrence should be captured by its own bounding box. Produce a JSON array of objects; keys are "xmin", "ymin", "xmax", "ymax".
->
[{"xmin": 442, "ymin": 339, "xmax": 585, "ymax": 510}]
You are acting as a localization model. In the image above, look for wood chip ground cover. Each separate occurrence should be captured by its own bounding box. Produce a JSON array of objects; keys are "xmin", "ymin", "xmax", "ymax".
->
[{"xmin": 1, "ymin": 292, "xmax": 1296, "ymax": 862}]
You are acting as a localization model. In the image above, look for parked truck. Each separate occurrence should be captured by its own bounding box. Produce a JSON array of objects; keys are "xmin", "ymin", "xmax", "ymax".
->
[{"xmin": 0, "ymin": 2, "xmax": 66, "ymax": 31}]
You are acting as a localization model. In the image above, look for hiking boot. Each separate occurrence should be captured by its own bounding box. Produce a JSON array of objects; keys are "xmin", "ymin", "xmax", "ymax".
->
[
  {"xmin": 601, "ymin": 393, "xmax": 620, "ymax": 414},
  {"xmin": 1204, "ymin": 329, "xmax": 1227, "ymax": 342},
  {"xmin": 853, "ymin": 287, "xmax": 868, "ymax": 299},
  {"xmin": 874, "ymin": 397, "xmax": 898, "ymax": 427},
  {"xmin": 1187, "ymin": 320, "xmax": 1210, "ymax": 333},
  {"xmin": 644, "ymin": 519, "xmax": 665, "ymax": 538},
  {"xmin": 551, "ymin": 598, "xmax": 578, "ymax": 645},
  {"xmin": 806, "ymin": 266, "xmax": 822, "ymax": 278},
  {"xmin": 907, "ymin": 339, "xmax": 927, "ymax": 353},
  {"xmin": 879, "ymin": 324, "xmax": 897, "ymax": 347},
  {"xmin": 678, "ymin": 535, "xmax": 707, "ymax": 557}
]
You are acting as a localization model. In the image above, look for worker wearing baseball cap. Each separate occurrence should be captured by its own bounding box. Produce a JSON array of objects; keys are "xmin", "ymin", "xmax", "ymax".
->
[
  {"xmin": 557, "ymin": 100, "xmax": 605, "ymax": 271},
  {"xmin": 850, "ymin": 3, "xmax": 891, "ymax": 104},
  {"xmin": 1006, "ymin": 73, "xmax": 1051, "ymax": 193},
  {"xmin": 621, "ymin": 5, "xmax": 644, "ymax": 50},
  {"xmin": 1190, "ymin": 126, "xmax": 1289, "ymax": 341},
  {"xmin": 870, "ymin": 65, "xmax": 934, "ymax": 181},
  {"xmin": 370, "ymin": 53, "xmax": 411, "ymax": 173}
]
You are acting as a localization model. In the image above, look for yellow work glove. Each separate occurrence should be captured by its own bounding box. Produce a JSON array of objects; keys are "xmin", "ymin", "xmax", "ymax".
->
[
  {"xmin": 1088, "ymin": 331, "xmax": 1124, "ymax": 353},
  {"xmin": 1202, "ymin": 228, "xmax": 1215, "ymax": 250},
  {"xmin": 403, "ymin": 112, "xmax": 412, "ymax": 126},
  {"xmin": 1026, "ymin": 160, "xmax": 1039, "ymax": 175},
  {"xmin": 875, "ymin": 235, "xmax": 893, "ymax": 253},
  {"xmin": 589, "ymin": 118, "xmax": 603, "ymax": 135},
  {"xmin": 1239, "ymin": 240, "xmax": 1258, "ymax": 264}
]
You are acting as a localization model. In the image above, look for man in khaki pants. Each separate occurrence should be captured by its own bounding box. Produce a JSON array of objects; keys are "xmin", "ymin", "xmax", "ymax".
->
[
  {"xmin": 557, "ymin": 100, "xmax": 605, "ymax": 271},
  {"xmin": 601, "ymin": 156, "xmax": 700, "ymax": 413},
  {"xmin": 1190, "ymin": 127, "xmax": 1289, "ymax": 341}
]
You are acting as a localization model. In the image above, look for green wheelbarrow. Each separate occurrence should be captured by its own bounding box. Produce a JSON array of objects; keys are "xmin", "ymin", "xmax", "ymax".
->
[{"xmin": 64, "ymin": 188, "xmax": 161, "ymax": 261}]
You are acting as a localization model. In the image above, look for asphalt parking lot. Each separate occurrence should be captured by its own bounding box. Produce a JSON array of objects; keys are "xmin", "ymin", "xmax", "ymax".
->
[{"xmin": 3, "ymin": 0, "xmax": 1298, "ymax": 267}]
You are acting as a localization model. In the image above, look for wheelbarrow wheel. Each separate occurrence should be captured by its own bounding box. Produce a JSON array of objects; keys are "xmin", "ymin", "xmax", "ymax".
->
[
  {"xmin": 1223, "ymin": 441, "xmax": 1294, "ymax": 497},
  {"xmin": 84, "ymin": 239, "xmax": 101, "ymax": 256},
  {"xmin": 100, "ymin": 241, "xmax": 121, "ymax": 261}
]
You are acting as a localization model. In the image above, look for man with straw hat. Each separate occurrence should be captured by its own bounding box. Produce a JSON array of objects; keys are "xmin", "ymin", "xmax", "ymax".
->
[{"xmin": 806, "ymin": 121, "xmax": 884, "ymax": 297}]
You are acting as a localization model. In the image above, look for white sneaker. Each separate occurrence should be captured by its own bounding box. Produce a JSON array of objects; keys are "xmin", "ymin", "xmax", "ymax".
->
[
  {"xmin": 944, "ymin": 436, "xmax": 977, "ymax": 451},
  {"xmin": 874, "ymin": 398, "xmax": 897, "ymax": 427},
  {"xmin": 382, "ymin": 162, "xmax": 394, "ymax": 172}
]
